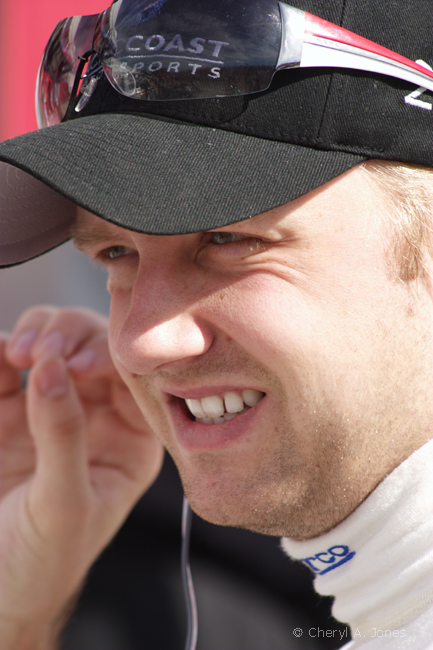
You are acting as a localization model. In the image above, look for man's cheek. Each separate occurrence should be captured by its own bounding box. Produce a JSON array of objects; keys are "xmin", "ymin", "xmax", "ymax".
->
[
  {"xmin": 106, "ymin": 257, "xmax": 138, "ymax": 294},
  {"xmin": 107, "ymin": 307, "xmax": 132, "ymax": 382}
]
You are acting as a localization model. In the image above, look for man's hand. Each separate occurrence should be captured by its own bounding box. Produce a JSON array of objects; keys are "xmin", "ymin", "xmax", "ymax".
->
[{"xmin": 0, "ymin": 307, "xmax": 164, "ymax": 650}]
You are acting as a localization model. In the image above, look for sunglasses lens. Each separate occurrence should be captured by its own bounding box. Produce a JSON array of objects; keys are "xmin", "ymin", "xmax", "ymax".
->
[
  {"xmin": 95, "ymin": 0, "xmax": 282, "ymax": 101},
  {"xmin": 36, "ymin": 14, "xmax": 100, "ymax": 128},
  {"xmin": 36, "ymin": 0, "xmax": 282, "ymax": 125}
]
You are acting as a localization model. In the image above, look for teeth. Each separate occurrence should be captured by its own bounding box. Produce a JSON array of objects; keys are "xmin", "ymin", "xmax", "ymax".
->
[
  {"xmin": 185, "ymin": 398, "xmax": 206, "ymax": 419},
  {"xmin": 185, "ymin": 389, "xmax": 265, "ymax": 423},
  {"xmin": 201, "ymin": 395, "xmax": 225, "ymax": 418},
  {"xmin": 197, "ymin": 408, "xmax": 251, "ymax": 425},
  {"xmin": 242, "ymin": 389, "xmax": 263, "ymax": 407},
  {"xmin": 224, "ymin": 392, "xmax": 244, "ymax": 413}
]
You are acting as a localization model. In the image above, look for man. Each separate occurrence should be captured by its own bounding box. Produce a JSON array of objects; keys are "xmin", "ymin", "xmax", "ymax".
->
[{"xmin": 0, "ymin": 0, "xmax": 433, "ymax": 648}]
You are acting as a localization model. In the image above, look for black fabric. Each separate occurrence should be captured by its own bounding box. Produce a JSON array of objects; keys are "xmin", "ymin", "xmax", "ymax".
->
[
  {"xmin": 0, "ymin": 114, "xmax": 364, "ymax": 243},
  {"xmin": 0, "ymin": 0, "xmax": 432, "ymax": 266}
]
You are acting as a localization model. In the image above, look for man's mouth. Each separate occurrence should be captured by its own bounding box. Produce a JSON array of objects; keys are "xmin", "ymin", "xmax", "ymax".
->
[{"xmin": 184, "ymin": 390, "xmax": 264, "ymax": 424}]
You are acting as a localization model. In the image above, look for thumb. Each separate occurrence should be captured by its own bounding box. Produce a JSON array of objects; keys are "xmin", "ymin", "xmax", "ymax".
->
[{"xmin": 27, "ymin": 355, "xmax": 90, "ymax": 529}]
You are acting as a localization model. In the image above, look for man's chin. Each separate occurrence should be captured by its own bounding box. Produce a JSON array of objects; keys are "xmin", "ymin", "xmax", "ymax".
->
[
  {"xmin": 179, "ymin": 473, "xmax": 295, "ymax": 537},
  {"xmin": 185, "ymin": 494, "xmax": 300, "ymax": 537},
  {"xmin": 180, "ymin": 468, "xmax": 355, "ymax": 540}
]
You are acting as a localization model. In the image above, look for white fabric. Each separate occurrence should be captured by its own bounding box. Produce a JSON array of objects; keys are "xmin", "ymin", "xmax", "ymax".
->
[{"xmin": 281, "ymin": 439, "xmax": 433, "ymax": 649}]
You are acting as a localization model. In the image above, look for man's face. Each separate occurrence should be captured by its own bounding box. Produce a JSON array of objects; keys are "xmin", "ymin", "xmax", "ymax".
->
[{"xmin": 75, "ymin": 163, "xmax": 433, "ymax": 539}]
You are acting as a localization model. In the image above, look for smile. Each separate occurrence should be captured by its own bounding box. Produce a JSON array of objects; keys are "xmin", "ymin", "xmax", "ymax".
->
[{"xmin": 185, "ymin": 389, "xmax": 264, "ymax": 424}]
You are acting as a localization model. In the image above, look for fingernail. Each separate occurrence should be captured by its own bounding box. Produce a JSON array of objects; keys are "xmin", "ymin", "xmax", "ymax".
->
[
  {"xmin": 68, "ymin": 350, "xmax": 97, "ymax": 371},
  {"xmin": 8, "ymin": 330, "xmax": 38, "ymax": 357},
  {"xmin": 37, "ymin": 331, "xmax": 65, "ymax": 356},
  {"xmin": 37, "ymin": 357, "xmax": 68, "ymax": 399}
]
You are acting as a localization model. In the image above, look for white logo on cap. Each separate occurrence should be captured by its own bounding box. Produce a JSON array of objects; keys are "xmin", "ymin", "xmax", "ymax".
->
[{"xmin": 404, "ymin": 60, "xmax": 432, "ymax": 110}]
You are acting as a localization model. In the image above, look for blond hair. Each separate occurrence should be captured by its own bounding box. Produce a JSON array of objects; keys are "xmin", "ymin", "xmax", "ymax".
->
[{"xmin": 360, "ymin": 160, "xmax": 433, "ymax": 282}]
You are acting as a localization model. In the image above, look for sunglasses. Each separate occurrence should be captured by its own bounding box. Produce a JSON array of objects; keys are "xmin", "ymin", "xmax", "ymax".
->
[{"xmin": 36, "ymin": 0, "xmax": 433, "ymax": 128}]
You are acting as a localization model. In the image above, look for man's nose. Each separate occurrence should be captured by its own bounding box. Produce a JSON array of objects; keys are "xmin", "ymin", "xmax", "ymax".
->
[{"xmin": 113, "ymin": 270, "xmax": 214, "ymax": 375}]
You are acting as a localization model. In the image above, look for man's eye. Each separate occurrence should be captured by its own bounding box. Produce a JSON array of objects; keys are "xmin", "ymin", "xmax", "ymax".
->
[
  {"xmin": 105, "ymin": 245, "xmax": 134, "ymax": 260},
  {"xmin": 211, "ymin": 232, "xmax": 248, "ymax": 245}
]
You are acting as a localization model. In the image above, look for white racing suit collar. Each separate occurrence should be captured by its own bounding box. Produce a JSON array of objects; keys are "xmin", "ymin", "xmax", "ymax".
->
[{"xmin": 281, "ymin": 439, "xmax": 433, "ymax": 640}]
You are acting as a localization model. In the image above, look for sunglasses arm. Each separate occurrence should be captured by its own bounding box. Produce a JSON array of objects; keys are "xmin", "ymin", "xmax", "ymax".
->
[{"xmin": 277, "ymin": 2, "xmax": 433, "ymax": 93}]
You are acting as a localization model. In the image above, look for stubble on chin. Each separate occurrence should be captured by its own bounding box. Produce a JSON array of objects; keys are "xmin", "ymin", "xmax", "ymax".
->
[{"xmin": 176, "ymin": 415, "xmax": 371, "ymax": 540}]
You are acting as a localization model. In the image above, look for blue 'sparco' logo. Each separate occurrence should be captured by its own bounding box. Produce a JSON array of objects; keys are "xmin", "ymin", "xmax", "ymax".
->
[{"xmin": 301, "ymin": 545, "xmax": 356, "ymax": 575}]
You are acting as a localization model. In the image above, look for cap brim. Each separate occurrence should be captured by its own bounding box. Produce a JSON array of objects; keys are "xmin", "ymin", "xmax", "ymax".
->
[{"xmin": 0, "ymin": 113, "xmax": 365, "ymax": 267}]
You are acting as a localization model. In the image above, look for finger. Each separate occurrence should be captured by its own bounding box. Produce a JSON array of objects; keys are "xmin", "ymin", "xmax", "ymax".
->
[
  {"xmin": 6, "ymin": 306, "xmax": 57, "ymax": 368},
  {"xmin": 6, "ymin": 307, "xmax": 108, "ymax": 369},
  {"xmin": 0, "ymin": 336, "xmax": 22, "ymax": 397},
  {"xmin": 87, "ymin": 404, "xmax": 164, "ymax": 505},
  {"xmin": 67, "ymin": 330, "xmax": 114, "ymax": 378},
  {"xmin": 67, "ymin": 332, "xmax": 120, "ymax": 404},
  {"xmin": 31, "ymin": 308, "xmax": 108, "ymax": 363},
  {"xmin": 26, "ymin": 355, "xmax": 90, "ymax": 530}
]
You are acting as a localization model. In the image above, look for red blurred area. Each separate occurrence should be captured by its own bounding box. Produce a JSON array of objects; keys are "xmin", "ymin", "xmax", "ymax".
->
[{"xmin": 0, "ymin": 0, "xmax": 108, "ymax": 141}]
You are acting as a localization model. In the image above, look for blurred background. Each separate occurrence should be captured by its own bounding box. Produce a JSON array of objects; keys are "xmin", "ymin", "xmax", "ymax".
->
[{"xmin": 0, "ymin": 1, "xmax": 349, "ymax": 648}]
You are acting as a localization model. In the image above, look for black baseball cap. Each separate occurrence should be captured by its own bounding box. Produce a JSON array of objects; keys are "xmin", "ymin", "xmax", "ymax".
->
[{"xmin": 1, "ymin": 0, "xmax": 432, "ymax": 267}]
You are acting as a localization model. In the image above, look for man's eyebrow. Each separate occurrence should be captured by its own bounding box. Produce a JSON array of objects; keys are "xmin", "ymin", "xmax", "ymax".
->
[{"xmin": 70, "ymin": 219, "xmax": 120, "ymax": 253}]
